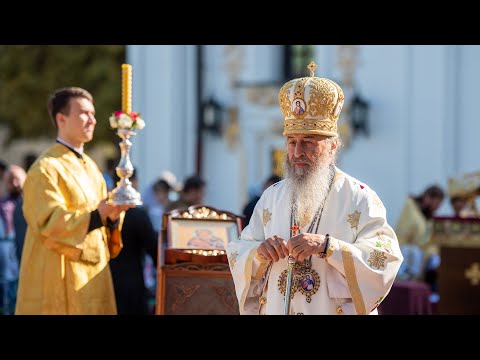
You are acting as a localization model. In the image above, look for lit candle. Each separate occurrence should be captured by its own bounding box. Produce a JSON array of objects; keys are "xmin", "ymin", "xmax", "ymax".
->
[{"xmin": 122, "ymin": 64, "xmax": 132, "ymax": 114}]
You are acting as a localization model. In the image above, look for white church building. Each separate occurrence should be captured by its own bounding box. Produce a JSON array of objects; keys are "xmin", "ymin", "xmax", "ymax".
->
[{"xmin": 128, "ymin": 45, "xmax": 480, "ymax": 226}]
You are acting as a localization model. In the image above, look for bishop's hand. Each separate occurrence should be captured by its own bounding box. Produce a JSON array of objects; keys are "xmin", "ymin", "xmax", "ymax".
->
[
  {"xmin": 287, "ymin": 233, "xmax": 326, "ymax": 261},
  {"xmin": 256, "ymin": 235, "xmax": 289, "ymax": 262}
]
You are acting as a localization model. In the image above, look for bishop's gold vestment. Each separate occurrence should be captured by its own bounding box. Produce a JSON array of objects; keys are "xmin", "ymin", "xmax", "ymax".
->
[{"xmin": 15, "ymin": 143, "xmax": 124, "ymax": 314}]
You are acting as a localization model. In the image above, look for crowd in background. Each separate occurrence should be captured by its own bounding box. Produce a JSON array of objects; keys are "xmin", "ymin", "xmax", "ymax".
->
[
  {"xmin": 395, "ymin": 181, "xmax": 480, "ymax": 308},
  {"xmin": 2, "ymin": 151, "xmax": 478, "ymax": 315}
]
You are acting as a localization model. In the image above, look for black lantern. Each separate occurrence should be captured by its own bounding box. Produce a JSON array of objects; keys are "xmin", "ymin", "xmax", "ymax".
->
[
  {"xmin": 201, "ymin": 98, "xmax": 223, "ymax": 135},
  {"xmin": 350, "ymin": 93, "xmax": 370, "ymax": 137}
]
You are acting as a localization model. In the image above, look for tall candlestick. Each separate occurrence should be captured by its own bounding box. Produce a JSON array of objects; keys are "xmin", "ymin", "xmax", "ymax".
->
[
  {"xmin": 122, "ymin": 64, "xmax": 132, "ymax": 114},
  {"xmin": 108, "ymin": 63, "xmax": 143, "ymax": 206}
]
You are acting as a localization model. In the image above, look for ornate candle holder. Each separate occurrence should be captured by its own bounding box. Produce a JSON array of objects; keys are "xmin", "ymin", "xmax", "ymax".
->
[
  {"xmin": 107, "ymin": 110, "xmax": 145, "ymax": 205},
  {"xmin": 108, "ymin": 128, "xmax": 142, "ymax": 205}
]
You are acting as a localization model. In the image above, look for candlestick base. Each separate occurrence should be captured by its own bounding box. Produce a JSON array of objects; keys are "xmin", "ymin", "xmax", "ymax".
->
[
  {"xmin": 107, "ymin": 128, "xmax": 143, "ymax": 206},
  {"xmin": 108, "ymin": 183, "xmax": 143, "ymax": 206}
]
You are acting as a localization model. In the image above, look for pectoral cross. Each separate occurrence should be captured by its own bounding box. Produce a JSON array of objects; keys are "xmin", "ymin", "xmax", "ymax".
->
[{"xmin": 290, "ymin": 223, "xmax": 300, "ymax": 236}]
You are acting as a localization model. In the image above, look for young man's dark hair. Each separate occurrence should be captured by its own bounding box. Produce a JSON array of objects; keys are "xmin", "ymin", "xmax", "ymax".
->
[{"xmin": 47, "ymin": 87, "xmax": 93, "ymax": 128}]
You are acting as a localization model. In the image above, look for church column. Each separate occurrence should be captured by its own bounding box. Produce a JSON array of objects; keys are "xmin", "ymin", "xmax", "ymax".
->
[
  {"xmin": 409, "ymin": 45, "xmax": 451, "ymax": 191},
  {"xmin": 240, "ymin": 45, "xmax": 283, "ymax": 84},
  {"xmin": 455, "ymin": 46, "xmax": 480, "ymax": 174},
  {"xmin": 127, "ymin": 45, "xmax": 197, "ymax": 192},
  {"xmin": 237, "ymin": 46, "xmax": 284, "ymax": 209}
]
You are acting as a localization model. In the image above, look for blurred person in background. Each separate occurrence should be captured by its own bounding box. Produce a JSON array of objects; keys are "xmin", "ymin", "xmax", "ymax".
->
[
  {"xmin": 395, "ymin": 185, "xmax": 445, "ymax": 284},
  {"xmin": 148, "ymin": 175, "xmax": 180, "ymax": 234},
  {"xmin": 109, "ymin": 169, "xmax": 158, "ymax": 315},
  {"xmin": 22, "ymin": 153, "xmax": 37, "ymax": 172},
  {"xmin": 0, "ymin": 160, "xmax": 8, "ymax": 198},
  {"xmin": 449, "ymin": 194, "xmax": 479, "ymax": 219},
  {"xmin": 102, "ymin": 156, "xmax": 118, "ymax": 192},
  {"xmin": 0, "ymin": 164, "xmax": 27, "ymax": 314},
  {"xmin": 141, "ymin": 170, "xmax": 179, "ymax": 211},
  {"xmin": 243, "ymin": 174, "xmax": 282, "ymax": 227},
  {"xmin": 164, "ymin": 175, "xmax": 206, "ymax": 212}
]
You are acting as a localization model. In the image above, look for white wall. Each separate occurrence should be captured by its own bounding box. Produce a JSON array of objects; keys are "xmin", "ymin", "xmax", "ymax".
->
[
  {"xmin": 201, "ymin": 45, "xmax": 283, "ymax": 214},
  {"xmin": 320, "ymin": 45, "xmax": 480, "ymax": 225},
  {"xmin": 130, "ymin": 45, "xmax": 480, "ymax": 226},
  {"xmin": 334, "ymin": 45, "xmax": 411, "ymax": 226},
  {"xmin": 128, "ymin": 45, "xmax": 197, "ymax": 195},
  {"xmin": 200, "ymin": 45, "xmax": 242, "ymax": 212},
  {"xmin": 457, "ymin": 46, "xmax": 480, "ymax": 174}
]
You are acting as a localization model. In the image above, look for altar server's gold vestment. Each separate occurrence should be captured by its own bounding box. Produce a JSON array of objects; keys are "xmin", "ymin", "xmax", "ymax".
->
[
  {"xmin": 16, "ymin": 143, "xmax": 123, "ymax": 314},
  {"xmin": 227, "ymin": 168, "xmax": 403, "ymax": 315}
]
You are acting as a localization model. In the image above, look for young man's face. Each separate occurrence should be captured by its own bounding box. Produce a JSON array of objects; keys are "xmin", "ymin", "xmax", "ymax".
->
[{"xmin": 57, "ymin": 96, "xmax": 96, "ymax": 147}]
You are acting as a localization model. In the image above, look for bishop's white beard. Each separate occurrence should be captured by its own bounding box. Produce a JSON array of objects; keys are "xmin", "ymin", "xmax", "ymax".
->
[{"xmin": 283, "ymin": 151, "xmax": 335, "ymax": 226}]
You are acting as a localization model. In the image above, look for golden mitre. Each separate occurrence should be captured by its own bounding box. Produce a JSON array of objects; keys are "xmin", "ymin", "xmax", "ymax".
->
[
  {"xmin": 278, "ymin": 60, "xmax": 344, "ymax": 137},
  {"xmin": 448, "ymin": 171, "xmax": 480, "ymax": 198}
]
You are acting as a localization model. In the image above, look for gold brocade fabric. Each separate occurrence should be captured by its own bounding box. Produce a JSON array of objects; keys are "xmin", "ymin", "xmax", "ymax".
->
[
  {"xmin": 395, "ymin": 197, "xmax": 431, "ymax": 250},
  {"xmin": 15, "ymin": 143, "xmax": 122, "ymax": 315}
]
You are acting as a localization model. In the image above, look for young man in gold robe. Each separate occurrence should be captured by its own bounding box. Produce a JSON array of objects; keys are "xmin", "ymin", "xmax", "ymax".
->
[{"xmin": 15, "ymin": 87, "xmax": 133, "ymax": 314}]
